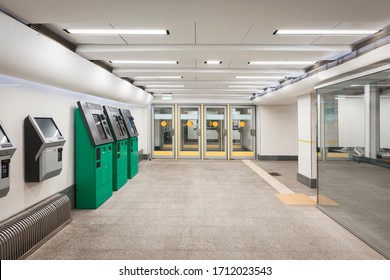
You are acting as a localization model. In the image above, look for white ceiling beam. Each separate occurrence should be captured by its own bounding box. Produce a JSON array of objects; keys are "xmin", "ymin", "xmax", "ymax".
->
[
  {"xmin": 135, "ymin": 80, "xmax": 278, "ymax": 86},
  {"xmin": 77, "ymin": 44, "xmax": 352, "ymax": 53},
  {"xmin": 114, "ymin": 68, "xmax": 305, "ymax": 75},
  {"xmin": 146, "ymin": 88, "xmax": 262, "ymax": 93}
]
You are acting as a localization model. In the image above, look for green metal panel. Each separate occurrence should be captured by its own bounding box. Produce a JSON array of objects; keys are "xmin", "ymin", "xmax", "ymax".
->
[
  {"xmin": 112, "ymin": 139, "xmax": 128, "ymax": 191},
  {"xmin": 127, "ymin": 136, "xmax": 139, "ymax": 179},
  {"xmin": 75, "ymin": 109, "xmax": 113, "ymax": 209}
]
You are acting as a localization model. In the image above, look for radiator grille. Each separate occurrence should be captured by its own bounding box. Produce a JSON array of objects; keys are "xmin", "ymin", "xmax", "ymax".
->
[{"xmin": 0, "ymin": 193, "xmax": 71, "ymax": 260}]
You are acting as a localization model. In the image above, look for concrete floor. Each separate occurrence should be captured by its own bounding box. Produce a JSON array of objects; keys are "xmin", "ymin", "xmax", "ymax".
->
[{"xmin": 27, "ymin": 159, "xmax": 385, "ymax": 260}]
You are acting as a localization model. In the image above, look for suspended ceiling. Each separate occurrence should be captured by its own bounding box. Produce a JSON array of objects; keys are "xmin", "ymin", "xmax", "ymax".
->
[{"xmin": 0, "ymin": 0, "xmax": 389, "ymax": 101}]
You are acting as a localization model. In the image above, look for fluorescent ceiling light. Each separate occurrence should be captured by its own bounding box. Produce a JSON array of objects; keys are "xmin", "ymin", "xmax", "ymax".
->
[
  {"xmin": 110, "ymin": 60, "xmax": 178, "ymax": 64},
  {"xmin": 65, "ymin": 29, "xmax": 169, "ymax": 35},
  {"xmin": 133, "ymin": 76, "xmax": 182, "ymax": 79},
  {"xmin": 274, "ymin": 29, "xmax": 379, "ymax": 35},
  {"xmin": 236, "ymin": 76, "xmax": 284, "ymax": 79},
  {"xmin": 350, "ymin": 84, "xmax": 365, "ymax": 87},
  {"xmin": 146, "ymin": 85, "xmax": 185, "ymax": 88},
  {"xmin": 204, "ymin": 60, "xmax": 222, "ymax": 64},
  {"xmin": 248, "ymin": 61, "xmax": 315, "ymax": 65},
  {"xmin": 162, "ymin": 94, "xmax": 172, "ymax": 100},
  {"xmin": 228, "ymin": 85, "xmax": 267, "ymax": 88}
]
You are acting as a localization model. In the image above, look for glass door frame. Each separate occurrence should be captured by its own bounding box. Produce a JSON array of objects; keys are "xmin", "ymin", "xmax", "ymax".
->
[
  {"xmin": 203, "ymin": 105, "xmax": 228, "ymax": 159},
  {"xmin": 151, "ymin": 105, "xmax": 175, "ymax": 159},
  {"xmin": 178, "ymin": 105, "xmax": 202, "ymax": 159},
  {"xmin": 230, "ymin": 105, "xmax": 256, "ymax": 159}
]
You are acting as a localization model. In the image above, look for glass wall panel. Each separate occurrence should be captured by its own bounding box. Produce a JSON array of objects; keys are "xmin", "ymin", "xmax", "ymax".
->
[
  {"xmin": 204, "ymin": 106, "xmax": 227, "ymax": 159},
  {"xmin": 317, "ymin": 68, "xmax": 390, "ymax": 259},
  {"xmin": 178, "ymin": 106, "xmax": 201, "ymax": 158},
  {"xmin": 231, "ymin": 106, "xmax": 255, "ymax": 159},
  {"xmin": 153, "ymin": 106, "xmax": 174, "ymax": 158}
]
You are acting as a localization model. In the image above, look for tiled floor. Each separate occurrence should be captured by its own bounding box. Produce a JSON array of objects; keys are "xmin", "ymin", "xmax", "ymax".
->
[{"xmin": 27, "ymin": 159, "xmax": 385, "ymax": 260}]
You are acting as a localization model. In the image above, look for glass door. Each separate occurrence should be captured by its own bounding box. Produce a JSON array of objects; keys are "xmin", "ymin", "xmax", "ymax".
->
[
  {"xmin": 152, "ymin": 105, "xmax": 175, "ymax": 158},
  {"xmin": 230, "ymin": 106, "xmax": 256, "ymax": 159},
  {"xmin": 204, "ymin": 106, "xmax": 227, "ymax": 159},
  {"xmin": 178, "ymin": 106, "xmax": 201, "ymax": 158}
]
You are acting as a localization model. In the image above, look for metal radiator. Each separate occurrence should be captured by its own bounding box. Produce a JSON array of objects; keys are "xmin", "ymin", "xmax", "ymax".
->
[{"xmin": 0, "ymin": 193, "xmax": 72, "ymax": 260}]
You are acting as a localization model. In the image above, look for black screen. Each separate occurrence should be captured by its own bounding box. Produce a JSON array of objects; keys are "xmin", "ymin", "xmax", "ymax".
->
[
  {"xmin": 34, "ymin": 118, "xmax": 62, "ymax": 138},
  {"xmin": 92, "ymin": 114, "xmax": 107, "ymax": 139},
  {"xmin": 115, "ymin": 115, "xmax": 125, "ymax": 136},
  {"xmin": 0, "ymin": 125, "xmax": 10, "ymax": 144},
  {"xmin": 127, "ymin": 116, "xmax": 138, "ymax": 135}
]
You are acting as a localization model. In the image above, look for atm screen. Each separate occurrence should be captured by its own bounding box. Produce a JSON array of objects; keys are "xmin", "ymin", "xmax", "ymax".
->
[
  {"xmin": 34, "ymin": 118, "xmax": 62, "ymax": 138},
  {"xmin": 128, "ymin": 116, "xmax": 138, "ymax": 135},
  {"xmin": 0, "ymin": 125, "xmax": 10, "ymax": 144},
  {"xmin": 92, "ymin": 114, "xmax": 107, "ymax": 139},
  {"xmin": 115, "ymin": 115, "xmax": 125, "ymax": 136}
]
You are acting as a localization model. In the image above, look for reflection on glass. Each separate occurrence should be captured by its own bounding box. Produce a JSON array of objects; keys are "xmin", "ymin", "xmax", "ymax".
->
[
  {"xmin": 206, "ymin": 107, "xmax": 225, "ymax": 151},
  {"xmin": 180, "ymin": 108, "xmax": 199, "ymax": 151},
  {"xmin": 317, "ymin": 68, "xmax": 390, "ymax": 259},
  {"xmin": 232, "ymin": 107, "xmax": 253, "ymax": 152},
  {"xmin": 153, "ymin": 107, "xmax": 173, "ymax": 151}
]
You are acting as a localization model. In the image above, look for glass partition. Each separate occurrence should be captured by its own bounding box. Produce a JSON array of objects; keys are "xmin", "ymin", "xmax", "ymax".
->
[
  {"xmin": 230, "ymin": 106, "xmax": 255, "ymax": 159},
  {"xmin": 204, "ymin": 106, "xmax": 227, "ymax": 159},
  {"xmin": 317, "ymin": 68, "xmax": 390, "ymax": 259},
  {"xmin": 178, "ymin": 106, "xmax": 201, "ymax": 158},
  {"xmin": 152, "ymin": 106, "xmax": 175, "ymax": 158}
]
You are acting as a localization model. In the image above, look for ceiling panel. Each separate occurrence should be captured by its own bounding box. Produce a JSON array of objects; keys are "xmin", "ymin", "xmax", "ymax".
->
[
  {"xmin": 0, "ymin": 0, "xmax": 388, "ymax": 101},
  {"xmin": 196, "ymin": 20, "xmax": 253, "ymax": 44}
]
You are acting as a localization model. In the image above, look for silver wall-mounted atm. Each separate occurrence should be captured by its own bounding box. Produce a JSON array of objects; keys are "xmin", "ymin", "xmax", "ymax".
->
[
  {"xmin": 0, "ymin": 120, "xmax": 16, "ymax": 198},
  {"xmin": 24, "ymin": 115, "xmax": 66, "ymax": 182}
]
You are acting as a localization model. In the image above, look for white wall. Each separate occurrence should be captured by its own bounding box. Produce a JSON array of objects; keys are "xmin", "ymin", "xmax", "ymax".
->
[
  {"xmin": 338, "ymin": 97, "xmax": 365, "ymax": 147},
  {"xmin": 298, "ymin": 94, "xmax": 316, "ymax": 180},
  {"xmin": 380, "ymin": 96, "xmax": 390, "ymax": 148},
  {"xmin": 0, "ymin": 74, "xmax": 147, "ymax": 221},
  {"xmin": 259, "ymin": 104, "xmax": 298, "ymax": 156}
]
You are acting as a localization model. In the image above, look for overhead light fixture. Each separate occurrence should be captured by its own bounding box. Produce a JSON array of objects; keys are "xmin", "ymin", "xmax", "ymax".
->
[
  {"xmin": 274, "ymin": 29, "xmax": 379, "ymax": 35},
  {"xmin": 162, "ymin": 93, "xmax": 172, "ymax": 100},
  {"xmin": 133, "ymin": 76, "xmax": 183, "ymax": 80},
  {"xmin": 248, "ymin": 61, "xmax": 315, "ymax": 65},
  {"xmin": 236, "ymin": 76, "xmax": 284, "ymax": 79},
  {"xmin": 228, "ymin": 85, "xmax": 267, "ymax": 88},
  {"xmin": 110, "ymin": 60, "xmax": 178, "ymax": 64},
  {"xmin": 64, "ymin": 29, "xmax": 169, "ymax": 35},
  {"xmin": 145, "ymin": 85, "xmax": 185, "ymax": 88},
  {"xmin": 350, "ymin": 84, "xmax": 365, "ymax": 87},
  {"xmin": 204, "ymin": 60, "xmax": 222, "ymax": 64}
]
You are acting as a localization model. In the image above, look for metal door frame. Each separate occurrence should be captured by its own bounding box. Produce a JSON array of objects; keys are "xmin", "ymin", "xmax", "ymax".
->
[
  {"xmin": 230, "ymin": 105, "xmax": 256, "ymax": 159},
  {"xmin": 203, "ymin": 105, "xmax": 227, "ymax": 159},
  {"xmin": 151, "ymin": 105, "xmax": 175, "ymax": 159},
  {"xmin": 178, "ymin": 105, "xmax": 201, "ymax": 159}
]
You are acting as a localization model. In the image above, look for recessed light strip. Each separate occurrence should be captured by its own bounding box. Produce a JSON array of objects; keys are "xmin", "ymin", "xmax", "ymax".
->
[
  {"xmin": 248, "ymin": 61, "xmax": 315, "ymax": 65},
  {"xmin": 146, "ymin": 85, "xmax": 185, "ymax": 88},
  {"xmin": 65, "ymin": 29, "xmax": 169, "ymax": 35},
  {"xmin": 133, "ymin": 76, "xmax": 183, "ymax": 79},
  {"xmin": 228, "ymin": 85, "xmax": 270, "ymax": 88},
  {"xmin": 236, "ymin": 76, "xmax": 284, "ymax": 79},
  {"xmin": 204, "ymin": 60, "xmax": 222, "ymax": 64},
  {"xmin": 274, "ymin": 29, "xmax": 379, "ymax": 35},
  {"xmin": 110, "ymin": 60, "xmax": 178, "ymax": 64}
]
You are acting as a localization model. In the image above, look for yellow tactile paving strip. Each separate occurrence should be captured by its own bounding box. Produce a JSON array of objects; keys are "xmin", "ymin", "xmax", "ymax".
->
[
  {"xmin": 276, "ymin": 193, "xmax": 316, "ymax": 205},
  {"xmin": 317, "ymin": 194, "xmax": 339, "ymax": 206}
]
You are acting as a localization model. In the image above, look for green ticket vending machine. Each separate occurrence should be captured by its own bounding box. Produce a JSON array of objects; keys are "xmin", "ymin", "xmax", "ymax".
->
[
  {"xmin": 0, "ymin": 119, "xmax": 17, "ymax": 198},
  {"xmin": 119, "ymin": 108, "xmax": 139, "ymax": 178},
  {"xmin": 75, "ymin": 101, "xmax": 114, "ymax": 209},
  {"xmin": 103, "ymin": 105, "xmax": 128, "ymax": 191}
]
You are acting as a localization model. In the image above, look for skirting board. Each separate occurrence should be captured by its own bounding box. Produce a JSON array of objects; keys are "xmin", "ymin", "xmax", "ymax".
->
[
  {"xmin": 258, "ymin": 155, "xmax": 298, "ymax": 161},
  {"xmin": 297, "ymin": 173, "xmax": 317, "ymax": 189}
]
